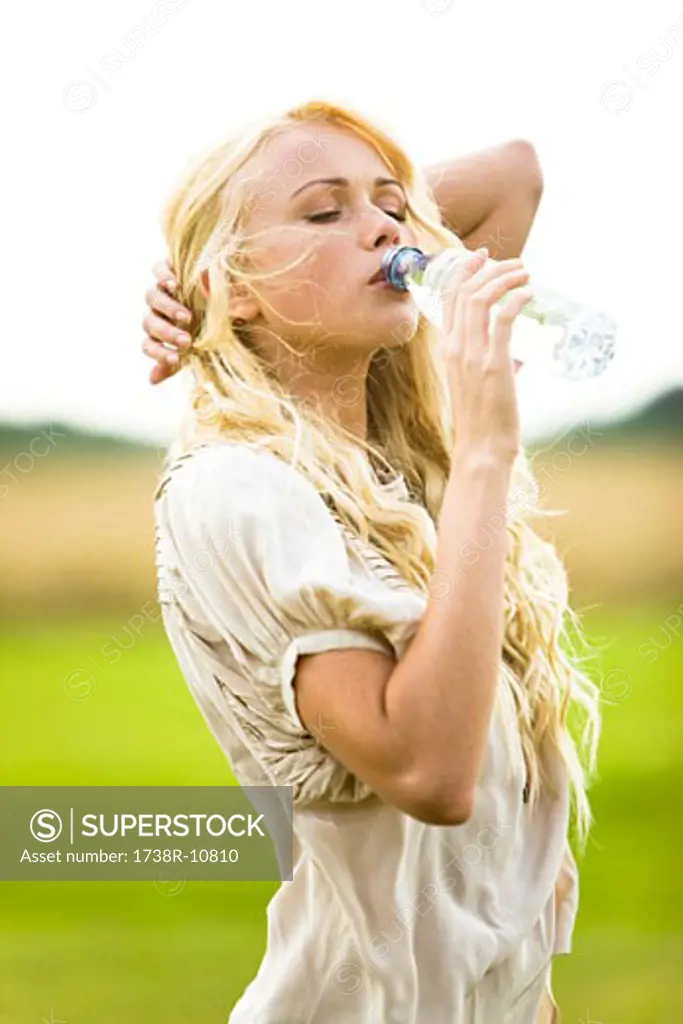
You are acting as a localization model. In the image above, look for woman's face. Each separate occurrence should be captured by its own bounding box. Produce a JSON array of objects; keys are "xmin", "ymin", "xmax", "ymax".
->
[{"xmin": 233, "ymin": 122, "xmax": 420, "ymax": 357}]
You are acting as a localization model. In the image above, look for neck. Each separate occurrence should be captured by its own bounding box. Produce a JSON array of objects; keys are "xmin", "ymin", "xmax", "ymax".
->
[{"xmin": 258, "ymin": 336, "xmax": 373, "ymax": 444}]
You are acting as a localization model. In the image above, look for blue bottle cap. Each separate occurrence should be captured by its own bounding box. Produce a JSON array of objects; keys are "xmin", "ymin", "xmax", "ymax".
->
[{"xmin": 380, "ymin": 246, "xmax": 429, "ymax": 291}]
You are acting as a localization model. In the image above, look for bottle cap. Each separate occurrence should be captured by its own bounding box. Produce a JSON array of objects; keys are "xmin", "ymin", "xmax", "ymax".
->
[{"xmin": 380, "ymin": 246, "xmax": 429, "ymax": 291}]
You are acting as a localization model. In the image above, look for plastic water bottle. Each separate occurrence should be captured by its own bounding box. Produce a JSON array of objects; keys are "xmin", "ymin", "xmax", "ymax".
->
[{"xmin": 380, "ymin": 245, "xmax": 617, "ymax": 380}]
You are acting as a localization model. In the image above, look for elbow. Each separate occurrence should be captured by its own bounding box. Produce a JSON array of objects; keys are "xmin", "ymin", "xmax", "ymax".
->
[
  {"xmin": 506, "ymin": 138, "xmax": 545, "ymax": 197},
  {"xmin": 406, "ymin": 779, "xmax": 475, "ymax": 827},
  {"xmin": 413, "ymin": 806, "xmax": 471, "ymax": 828}
]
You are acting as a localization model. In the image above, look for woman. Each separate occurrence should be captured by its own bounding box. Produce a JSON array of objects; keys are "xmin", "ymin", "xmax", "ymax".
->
[{"xmin": 148, "ymin": 99, "xmax": 600, "ymax": 1022}]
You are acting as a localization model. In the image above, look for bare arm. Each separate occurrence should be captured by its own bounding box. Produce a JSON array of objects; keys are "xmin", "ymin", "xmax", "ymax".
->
[
  {"xmin": 295, "ymin": 451, "xmax": 513, "ymax": 825},
  {"xmin": 425, "ymin": 139, "xmax": 544, "ymax": 258}
]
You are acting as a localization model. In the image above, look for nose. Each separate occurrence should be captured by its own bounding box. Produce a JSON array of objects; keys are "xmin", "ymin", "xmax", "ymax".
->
[{"xmin": 361, "ymin": 205, "xmax": 402, "ymax": 251}]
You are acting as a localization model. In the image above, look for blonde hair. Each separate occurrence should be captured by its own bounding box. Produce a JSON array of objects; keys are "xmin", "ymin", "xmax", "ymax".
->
[{"xmin": 159, "ymin": 99, "xmax": 601, "ymax": 855}]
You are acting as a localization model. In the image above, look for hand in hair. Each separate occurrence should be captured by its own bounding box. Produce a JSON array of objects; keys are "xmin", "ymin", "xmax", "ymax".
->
[{"xmin": 141, "ymin": 258, "xmax": 195, "ymax": 385}]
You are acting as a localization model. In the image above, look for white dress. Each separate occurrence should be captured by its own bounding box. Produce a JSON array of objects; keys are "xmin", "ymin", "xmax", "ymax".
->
[{"xmin": 153, "ymin": 439, "xmax": 578, "ymax": 1024}]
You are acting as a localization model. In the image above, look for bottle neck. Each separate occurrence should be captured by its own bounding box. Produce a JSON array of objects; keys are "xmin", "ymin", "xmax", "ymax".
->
[{"xmin": 383, "ymin": 246, "xmax": 429, "ymax": 291}]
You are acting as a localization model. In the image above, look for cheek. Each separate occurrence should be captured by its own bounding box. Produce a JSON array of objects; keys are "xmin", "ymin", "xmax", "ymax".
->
[
  {"xmin": 307, "ymin": 246, "xmax": 351, "ymax": 304},
  {"xmin": 268, "ymin": 244, "xmax": 350, "ymax": 314},
  {"xmin": 247, "ymin": 224, "xmax": 360, "ymax": 324}
]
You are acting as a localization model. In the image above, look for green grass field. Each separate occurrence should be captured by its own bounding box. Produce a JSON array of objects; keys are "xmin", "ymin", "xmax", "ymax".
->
[{"xmin": 1, "ymin": 604, "xmax": 682, "ymax": 1023}]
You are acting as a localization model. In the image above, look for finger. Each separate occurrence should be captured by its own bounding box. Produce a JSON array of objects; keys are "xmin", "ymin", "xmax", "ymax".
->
[
  {"xmin": 466, "ymin": 268, "xmax": 530, "ymax": 351},
  {"xmin": 142, "ymin": 335, "xmax": 181, "ymax": 370},
  {"xmin": 142, "ymin": 312, "xmax": 192, "ymax": 350},
  {"xmin": 447, "ymin": 271, "xmax": 472, "ymax": 366},
  {"xmin": 441, "ymin": 251, "xmax": 519, "ymax": 337},
  {"xmin": 489, "ymin": 287, "xmax": 534, "ymax": 360},
  {"xmin": 465, "ymin": 267, "xmax": 530, "ymax": 358},
  {"xmin": 463, "ymin": 256, "xmax": 525, "ymax": 298},
  {"xmin": 149, "ymin": 360, "xmax": 178, "ymax": 386},
  {"xmin": 152, "ymin": 259, "xmax": 179, "ymax": 295},
  {"xmin": 473, "ymin": 267, "xmax": 530, "ymax": 308},
  {"xmin": 442, "ymin": 249, "xmax": 488, "ymax": 337},
  {"xmin": 145, "ymin": 285, "xmax": 193, "ymax": 328}
]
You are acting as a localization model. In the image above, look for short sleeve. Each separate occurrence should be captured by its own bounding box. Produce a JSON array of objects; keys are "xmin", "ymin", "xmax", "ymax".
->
[{"xmin": 156, "ymin": 442, "xmax": 426, "ymax": 738}]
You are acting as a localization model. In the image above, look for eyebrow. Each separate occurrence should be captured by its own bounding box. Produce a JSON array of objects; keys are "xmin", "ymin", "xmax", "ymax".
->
[{"xmin": 290, "ymin": 176, "xmax": 407, "ymax": 200}]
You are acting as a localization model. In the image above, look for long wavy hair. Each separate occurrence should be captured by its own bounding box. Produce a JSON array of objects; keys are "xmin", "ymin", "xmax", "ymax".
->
[{"xmin": 158, "ymin": 99, "xmax": 601, "ymax": 854}]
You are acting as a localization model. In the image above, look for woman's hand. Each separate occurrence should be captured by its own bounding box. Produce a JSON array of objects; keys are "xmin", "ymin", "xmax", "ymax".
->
[
  {"xmin": 440, "ymin": 246, "xmax": 531, "ymax": 463},
  {"xmin": 142, "ymin": 260, "xmax": 195, "ymax": 385}
]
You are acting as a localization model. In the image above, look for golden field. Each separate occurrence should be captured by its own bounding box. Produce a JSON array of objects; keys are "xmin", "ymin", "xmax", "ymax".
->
[{"xmin": 1, "ymin": 439, "xmax": 681, "ymax": 613}]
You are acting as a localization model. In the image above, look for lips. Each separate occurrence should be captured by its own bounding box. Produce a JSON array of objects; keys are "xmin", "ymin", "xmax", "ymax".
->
[{"xmin": 368, "ymin": 267, "xmax": 386, "ymax": 285}]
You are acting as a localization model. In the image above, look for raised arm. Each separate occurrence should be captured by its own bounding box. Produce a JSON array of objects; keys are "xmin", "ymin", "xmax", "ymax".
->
[{"xmin": 424, "ymin": 138, "xmax": 544, "ymax": 259}]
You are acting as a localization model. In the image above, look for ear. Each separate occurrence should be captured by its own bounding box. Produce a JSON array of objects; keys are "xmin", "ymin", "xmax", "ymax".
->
[
  {"xmin": 226, "ymin": 277, "xmax": 260, "ymax": 326},
  {"xmin": 200, "ymin": 267, "xmax": 259, "ymax": 325}
]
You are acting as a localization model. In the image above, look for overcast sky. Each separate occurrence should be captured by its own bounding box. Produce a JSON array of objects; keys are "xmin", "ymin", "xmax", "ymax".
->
[{"xmin": 3, "ymin": 0, "xmax": 682, "ymax": 445}]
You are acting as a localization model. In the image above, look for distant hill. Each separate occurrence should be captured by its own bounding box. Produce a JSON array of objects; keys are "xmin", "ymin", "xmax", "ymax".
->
[
  {"xmin": 584, "ymin": 386, "xmax": 683, "ymax": 443},
  {"xmin": 0, "ymin": 385, "xmax": 681, "ymax": 455},
  {"xmin": 0, "ymin": 421, "xmax": 160, "ymax": 457}
]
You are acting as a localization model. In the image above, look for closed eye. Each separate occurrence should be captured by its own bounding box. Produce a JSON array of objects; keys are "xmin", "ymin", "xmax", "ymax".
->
[{"xmin": 307, "ymin": 210, "xmax": 406, "ymax": 224}]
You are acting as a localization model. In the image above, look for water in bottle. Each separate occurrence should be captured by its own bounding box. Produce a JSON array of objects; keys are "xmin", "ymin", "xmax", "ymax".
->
[{"xmin": 380, "ymin": 245, "xmax": 617, "ymax": 380}]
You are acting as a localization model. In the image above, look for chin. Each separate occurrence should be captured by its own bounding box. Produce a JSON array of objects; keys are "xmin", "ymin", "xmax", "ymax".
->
[{"xmin": 383, "ymin": 310, "xmax": 420, "ymax": 348}]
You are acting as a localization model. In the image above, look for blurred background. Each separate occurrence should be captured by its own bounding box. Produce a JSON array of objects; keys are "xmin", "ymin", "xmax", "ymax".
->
[{"xmin": 2, "ymin": 0, "xmax": 683, "ymax": 1021}]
